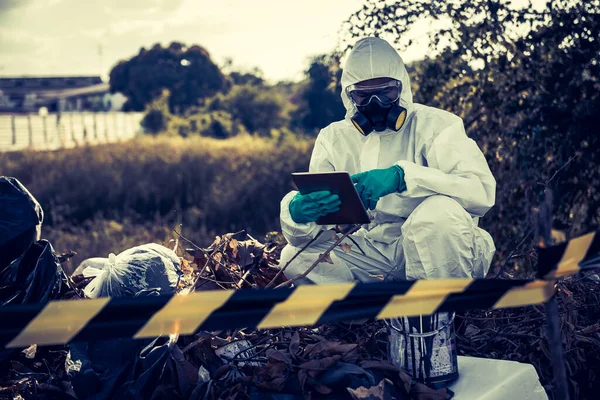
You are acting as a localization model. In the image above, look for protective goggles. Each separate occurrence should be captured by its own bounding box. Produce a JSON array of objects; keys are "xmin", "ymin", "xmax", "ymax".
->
[{"xmin": 346, "ymin": 80, "xmax": 401, "ymax": 107}]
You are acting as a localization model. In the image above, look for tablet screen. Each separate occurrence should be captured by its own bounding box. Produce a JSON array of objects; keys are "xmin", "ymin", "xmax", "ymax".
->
[{"xmin": 291, "ymin": 171, "xmax": 371, "ymax": 225}]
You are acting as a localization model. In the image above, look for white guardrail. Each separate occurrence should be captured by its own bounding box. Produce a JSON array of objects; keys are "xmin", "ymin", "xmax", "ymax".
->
[{"xmin": 0, "ymin": 112, "xmax": 144, "ymax": 152}]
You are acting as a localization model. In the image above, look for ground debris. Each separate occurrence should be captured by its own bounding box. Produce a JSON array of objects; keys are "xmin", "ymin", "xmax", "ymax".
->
[
  {"xmin": 2, "ymin": 232, "xmax": 598, "ymax": 399},
  {"xmin": 457, "ymin": 275, "xmax": 600, "ymax": 398},
  {"xmin": 183, "ymin": 231, "xmax": 288, "ymax": 291}
]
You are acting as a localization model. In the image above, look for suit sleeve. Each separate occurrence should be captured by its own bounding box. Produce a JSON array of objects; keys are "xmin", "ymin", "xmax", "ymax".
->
[
  {"xmin": 396, "ymin": 119, "xmax": 496, "ymax": 217},
  {"xmin": 280, "ymin": 133, "xmax": 335, "ymax": 247}
]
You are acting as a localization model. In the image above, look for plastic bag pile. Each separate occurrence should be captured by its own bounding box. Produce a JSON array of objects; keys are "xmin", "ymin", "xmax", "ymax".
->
[{"xmin": 78, "ymin": 243, "xmax": 181, "ymax": 298}]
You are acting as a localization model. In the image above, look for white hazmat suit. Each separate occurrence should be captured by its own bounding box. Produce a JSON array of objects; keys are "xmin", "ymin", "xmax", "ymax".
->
[{"xmin": 279, "ymin": 37, "xmax": 496, "ymax": 284}]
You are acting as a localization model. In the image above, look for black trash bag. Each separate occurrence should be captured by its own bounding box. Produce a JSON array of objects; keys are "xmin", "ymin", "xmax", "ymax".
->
[
  {"xmin": 68, "ymin": 289, "xmax": 181, "ymax": 400},
  {"xmin": 0, "ymin": 176, "xmax": 44, "ymax": 270},
  {"xmin": 68, "ymin": 335, "xmax": 176, "ymax": 400},
  {"xmin": 0, "ymin": 239, "xmax": 63, "ymax": 306},
  {"xmin": 0, "ymin": 239, "xmax": 65, "ymax": 363}
]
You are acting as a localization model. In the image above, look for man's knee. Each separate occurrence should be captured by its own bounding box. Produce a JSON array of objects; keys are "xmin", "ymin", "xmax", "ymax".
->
[
  {"xmin": 402, "ymin": 195, "xmax": 471, "ymax": 237},
  {"xmin": 278, "ymin": 244, "xmax": 314, "ymax": 285},
  {"xmin": 278, "ymin": 243, "xmax": 354, "ymax": 284},
  {"xmin": 279, "ymin": 244, "xmax": 315, "ymax": 268}
]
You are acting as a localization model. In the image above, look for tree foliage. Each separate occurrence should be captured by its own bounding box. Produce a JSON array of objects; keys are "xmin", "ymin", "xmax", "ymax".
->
[
  {"xmin": 109, "ymin": 42, "xmax": 227, "ymax": 113},
  {"xmin": 230, "ymin": 71, "xmax": 265, "ymax": 87},
  {"xmin": 343, "ymin": 0, "xmax": 600, "ymax": 279},
  {"xmin": 291, "ymin": 55, "xmax": 346, "ymax": 134},
  {"xmin": 140, "ymin": 89, "xmax": 171, "ymax": 134},
  {"xmin": 220, "ymin": 84, "xmax": 286, "ymax": 136},
  {"xmin": 112, "ymin": 44, "xmax": 348, "ymax": 138}
]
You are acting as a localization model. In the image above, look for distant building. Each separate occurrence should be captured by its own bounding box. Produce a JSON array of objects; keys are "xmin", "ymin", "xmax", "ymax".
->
[{"xmin": 0, "ymin": 76, "xmax": 127, "ymax": 113}]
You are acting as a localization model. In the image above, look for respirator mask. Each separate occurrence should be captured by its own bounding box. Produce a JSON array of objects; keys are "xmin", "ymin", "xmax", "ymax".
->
[{"xmin": 346, "ymin": 79, "xmax": 407, "ymax": 136}]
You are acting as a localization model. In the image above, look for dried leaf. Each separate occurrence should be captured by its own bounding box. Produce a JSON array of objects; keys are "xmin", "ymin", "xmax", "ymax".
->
[
  {"xmin": 22, "ymin": 344, "xmax": 36, "ymax": 359},
  {"xmin": 220, "ymin": 383, "xmax": 247, "ymax": 400},
  {"xmin": 464, "ymin": 324, "xmax": 481, "ymax": 338},
  {"xmin": 398, "ymin": 370, "xmax": 412, "ymax": 395},
  {"xmin": 188, "ymin": 248, "xmax": 208, "ymax": 268},
  {"xmin": 236, "ymin": 241, "xmax": 255, "ymax": 268},
  {"xmin": 311, "ymin": 381, "xmax": 333, "ymax": 394},
  {"xmin": 340, "ymin": 243, "xmax": 353, "ymax": 253},
  {"xmin": 168, "ymin": 345, "xmax": 199, "ymax": 394},
  {"xmin": 289, "ymin": 331, "xmax": 300, "ymax": 355},
  {"xmin": 229, "ymin": 238, "xmax": 239, "ymax": 258},
  {"xmin": 298, "ymin": 355, "xmax": 343, "ymax": 378},
  {"xmin": 260, "ymin": 376, "xmax": 287, "ymax": 392},
  {"xmin": 298, "ymin": 369, "xmax": 308, "ymax": 390},
  {"xmin": 267, "ymin": 349, "xmax": 292, "ymax": 366},
  {"xmin": 319, "ymin": 253, "xmax": 334, "ymax": 264},
  {"xmin": 360, "ymin": 360, "xmax": 399, "ymax": 373},
  {"xmin": 347, "ymin": 379, "xmax": 393, "ymax": 400},
  {"xmin": 343, "ymin": 349, "xmax": 360, "ymax": 363},
  {"xmin": 214, "ymin": 235, "xmax": 222, "ymax": 246},
  {"xmin": 304, "ymin": 341, "xmax": 357, "ymax": 357},
  {"xmin": 263, "ymin": 359, "xmax": 288, "ymax": 377},
  {"xmin": 332, "ymin": 232, "xmax": 341, "ymax": 240},
  {"xmin": 9, "ymin": 363, "xmax": 27, "ymax": 377},
  {"xmin": 213, "ymin": 252, "xmax": 223, "ymax": 264},
  {"xmin": 198, "ymin": 365, "xmax": 210, "ymax": 383},
  {"xmin": 180, "ymin": 258, "xmax": 195, "ymax": 276},
  {"xmin": 213, "ymin": 364, "xmax": 233, "ymax": 380}
]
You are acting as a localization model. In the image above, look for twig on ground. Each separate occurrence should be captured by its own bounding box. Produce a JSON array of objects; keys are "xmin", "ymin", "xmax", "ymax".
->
[
  {"xmin": 274, "ymin": 225, "xmax": 361, "ymax": 288},
  {"xmin": 192, "ymin": 238, "xmax": 230, "ymax": 288},
  {"xmin": 173, "ymin": 228, "xmax": 204, "ymax": 251},
  {"xmin": 479, "ymin": 328, "xmax": 541, "ymax": 341},
  {"xmin": 237, "ymin": 264, "xmax": 258, "ymax": 288},
  {"xmin": 194, "ymin": 275, "xmax": 230, "ymax": 290},
  {"xmin": 181, "ymin": 337, "xmax": 209, "ymax": 353},
  {"xmin": 265, "ymin": 230, "xmax": 325, "ymax": 288},
  {"xmin": 495, "ymin": 227, "xmax": 534, "ymax": 278}
]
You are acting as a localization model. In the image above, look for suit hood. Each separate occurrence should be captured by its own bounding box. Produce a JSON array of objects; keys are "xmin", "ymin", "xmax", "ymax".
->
[{"xmin": 341, "ymin": 37, "xmax": 413, "ymax": 120}]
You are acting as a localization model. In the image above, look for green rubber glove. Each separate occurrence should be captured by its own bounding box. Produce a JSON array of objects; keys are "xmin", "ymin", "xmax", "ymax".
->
[
  {"xmin": 351, "ymin": 165, "xmax": 406, "ymax": 210},
  {"xmin": 289, "ymin": 190, "xmax": 341, "ymax": 223}
]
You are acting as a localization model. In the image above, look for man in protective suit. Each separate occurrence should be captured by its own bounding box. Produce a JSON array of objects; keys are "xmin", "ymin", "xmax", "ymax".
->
[{"xmin": 279, "ymin": 37, "xmax": 496, "ymax": 284}]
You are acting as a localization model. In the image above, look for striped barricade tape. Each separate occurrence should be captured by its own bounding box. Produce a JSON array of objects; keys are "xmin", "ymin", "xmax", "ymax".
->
[
  {"xmin": 0, "ymin": 230, "xmax": 598, "ymax": 349},
  {"xmin": 537, "ymin": 231, "xmax": 600, "ymax": 278}
]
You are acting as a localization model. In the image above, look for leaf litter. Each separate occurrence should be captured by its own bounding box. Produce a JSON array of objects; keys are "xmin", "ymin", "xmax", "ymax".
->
[{"xmin": 1, "ymin": 230, "xmax": 598, "ymax": 399}]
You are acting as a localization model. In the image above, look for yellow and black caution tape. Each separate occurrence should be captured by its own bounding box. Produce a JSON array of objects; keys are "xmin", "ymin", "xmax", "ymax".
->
[
  {"xmin": 0, "ymin": 230, "xmax": 598, "ymax": 349},
  {"xmin": 538, "ymin": 230, "xmax": 599, "ymax": 278}
]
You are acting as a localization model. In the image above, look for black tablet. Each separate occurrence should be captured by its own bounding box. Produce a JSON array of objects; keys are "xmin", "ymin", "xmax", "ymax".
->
[{"xmin": 291, "ymin": 171, "xmax": 371, "ymax": 225}]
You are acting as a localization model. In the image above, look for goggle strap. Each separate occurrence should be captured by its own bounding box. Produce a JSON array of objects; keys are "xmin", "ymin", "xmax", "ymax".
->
[{"xmin": 346, "ymin": 80, "xmax": 400, "ymax": 93}]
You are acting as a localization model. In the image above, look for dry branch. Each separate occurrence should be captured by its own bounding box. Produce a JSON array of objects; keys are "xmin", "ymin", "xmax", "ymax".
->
[{"xmin": 274, "ymin": 225, "xmax": 361, "ymax": 288}]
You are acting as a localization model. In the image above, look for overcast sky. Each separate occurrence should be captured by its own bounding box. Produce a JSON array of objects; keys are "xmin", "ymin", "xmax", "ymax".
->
[
  {"xmin": 0, "ymin": 0, "xmax": 543, "ymax": 83},
  {"xmin": 0, "ymin": 0, "xmax": 436, "ymax": 82}
]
